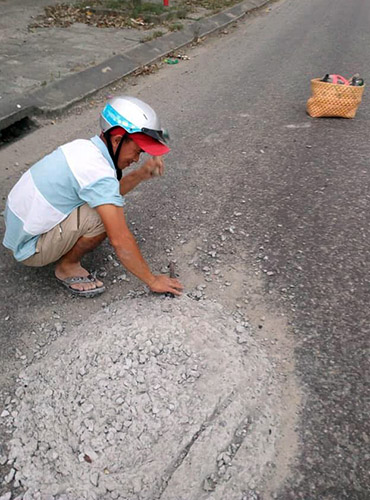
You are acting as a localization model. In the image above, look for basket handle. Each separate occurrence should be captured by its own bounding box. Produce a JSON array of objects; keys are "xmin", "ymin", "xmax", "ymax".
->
[{"xmin": 331, "ymin": 74, "xmax": 350, "ymax": 86}]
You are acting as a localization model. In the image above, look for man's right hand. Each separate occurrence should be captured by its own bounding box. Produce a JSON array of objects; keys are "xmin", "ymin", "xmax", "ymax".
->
[
  {"xmin": 96, "ymin": 205, "xmax": 184, "ymax": 295},
  {"xmin": 148, "ymin": 275, "xmax": 184, "ymax": 296},
  {"xmin": 140, "ymin": 156, "xmax": 164, "ymax": 179}
]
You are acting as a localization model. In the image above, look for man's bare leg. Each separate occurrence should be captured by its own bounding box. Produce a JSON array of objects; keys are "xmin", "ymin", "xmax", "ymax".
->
[{"xmin": 55, "ymin": 233, "xmax": 106, "ymax": 292}]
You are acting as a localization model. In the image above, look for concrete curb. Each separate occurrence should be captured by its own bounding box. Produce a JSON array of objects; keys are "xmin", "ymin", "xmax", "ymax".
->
[{"xmin": 0, "ymin": 0, "xmax": 270, "ymax": 131}]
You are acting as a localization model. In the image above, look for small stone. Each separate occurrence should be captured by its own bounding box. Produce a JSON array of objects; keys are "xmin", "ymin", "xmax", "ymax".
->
[
  {"xmin": 90, "ymin": 471, "xmax": 99, "ymax": 486},
  {"xmin": 203, "ymin": 476, "xmax": 216, "ymax": 492},
  {"xmin": 117, "ymin": 273, "xmax": 129, "ymax": 281},
  {"xmin": 81, "ymin": 403, "xmax": 94, "ymax": 414},
  {"xmin": 0, "ymin": 493, "xmax": 12, "ymax": 500},
  {"xmin": 1, "ymin": 410, "xmax": 10, "ymax": 417},
  {"xmin": 4, "ymin": 467, "xmax": 16, "ymax": 483},
  {"xmin": 54, "ymin": 322, "xmax": 64, "ymax": 333},
  {"xmin": 139, "ymin": 354, "xmax": 147, "ymax": 364},
  {"xmin": 132, "ymin": 477, "xmax": 142, "ymax": 493},
  {"xmin": 84, "ymin": 448, "xmax": 98, "ymax": 462},
  {"xmin": 218, "ymin": 465, "xmax": 226, "ymax": 476},
  {"xmin": 237, "ymin": 336, "xmax": 248, "ymax": 345}
]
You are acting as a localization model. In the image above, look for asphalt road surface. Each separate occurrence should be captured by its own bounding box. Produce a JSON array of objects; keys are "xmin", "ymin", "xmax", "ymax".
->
[{"xmin": 0, "ymin": 0, "xmax": 369, "ymax": 498}]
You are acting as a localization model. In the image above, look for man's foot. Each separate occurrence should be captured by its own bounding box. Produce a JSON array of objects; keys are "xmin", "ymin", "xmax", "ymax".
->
[
  {"xmin": 56, "ymin": 274, "xmax": 105, "ymax": 297},
  {"xmin": 55, "ymin": 264, "xmax": 104, "ymax": 294}
]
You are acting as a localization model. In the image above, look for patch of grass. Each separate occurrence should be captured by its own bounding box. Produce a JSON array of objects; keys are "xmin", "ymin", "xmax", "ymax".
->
[
  {"xmin": 142, "ymin": 29, "xmax": 164, "ymax": 41},
  {"xmin": 184, "ymin": 0, "xmax": 240, "ymax": 13},
  {"xmin": 176, "ymin": 7, "xmax": 188, "ymax": 19},
  {"xmin": 168, "ymin": 21, "xmax": 183, "ymax": 31},
  {"xmin": 101, "ymin": 0, "xmax": 128, "ymax": 9},
  {"xmin": 132, "ymin": 2, "xmax": 166, "ymax": 16}
]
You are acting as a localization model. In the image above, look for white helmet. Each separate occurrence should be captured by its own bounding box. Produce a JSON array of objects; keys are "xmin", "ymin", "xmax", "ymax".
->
[
  {"xmin": 100, "ymin": 95, "xmax": 168, "ymax": 145},
  {"xmin": 100, "ymin": 96, "xmax": 170, "ymax": 180}
]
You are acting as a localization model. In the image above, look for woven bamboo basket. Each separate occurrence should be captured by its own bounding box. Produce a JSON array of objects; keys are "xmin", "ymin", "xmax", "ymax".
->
[{"xmin": 307, "ymin": 78, "xmax": 365, "ymax": 118}]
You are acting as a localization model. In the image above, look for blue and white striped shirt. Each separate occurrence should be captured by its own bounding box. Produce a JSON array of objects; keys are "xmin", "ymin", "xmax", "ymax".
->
[{"xmin": 3, "ymin": 135, "xmax": 124, "ymax": 261}]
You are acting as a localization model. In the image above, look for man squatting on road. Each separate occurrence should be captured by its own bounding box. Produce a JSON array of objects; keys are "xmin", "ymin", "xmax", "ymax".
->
[{"xmin": 3, "ymin": 96, "xmax": 184, "ymax": 297}]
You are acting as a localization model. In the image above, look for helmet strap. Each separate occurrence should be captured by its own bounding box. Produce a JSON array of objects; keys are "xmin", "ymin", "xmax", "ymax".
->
[{"xmin": 103, "ymin": 131, "xmax": 126, "ymax": 181}]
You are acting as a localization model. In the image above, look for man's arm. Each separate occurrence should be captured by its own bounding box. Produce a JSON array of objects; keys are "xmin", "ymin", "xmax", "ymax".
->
[
  {"xmin": 120, "ymin": 156, "xmax": 164, "ymax": 195},
  {"xmin": 95, "ymin": 204, "xmax": 183, "ymax": 295}
]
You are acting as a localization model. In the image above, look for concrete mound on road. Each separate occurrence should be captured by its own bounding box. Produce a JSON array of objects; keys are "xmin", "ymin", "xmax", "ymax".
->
[{"xmin": 7, "ymin": 296, "xmax": 282, "ymax": 499}]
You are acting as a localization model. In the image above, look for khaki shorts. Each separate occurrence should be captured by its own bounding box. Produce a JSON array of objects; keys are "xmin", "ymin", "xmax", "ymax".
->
[{"xmin": 22, "ymin": 204, "xmax": 105, "ymax": 267}]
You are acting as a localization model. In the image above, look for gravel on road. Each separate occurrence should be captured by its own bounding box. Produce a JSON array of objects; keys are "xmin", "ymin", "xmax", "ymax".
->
[{"xmin": 3, "ymin": 295, "xmax": 284, "ymax": 499}]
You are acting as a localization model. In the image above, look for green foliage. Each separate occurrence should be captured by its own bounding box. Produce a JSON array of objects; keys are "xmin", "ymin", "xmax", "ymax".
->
[
  {"xmin": 142, "ymin": 29, "xmax": 164, "ymax": 41},
  {"xmin": 185, "ymin": 0, "xmax": 239, "ymax": 12},
  {"xmin": 132, "ymin": 2, "xmax": 166, "ymax": 16},
  {"xmin": 168, "ymin": 21, "xmax": 183, "ymax": 31},
  {"xmin": 105, "ymin": 0, "xmax": 129, "ymax": 9}
]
